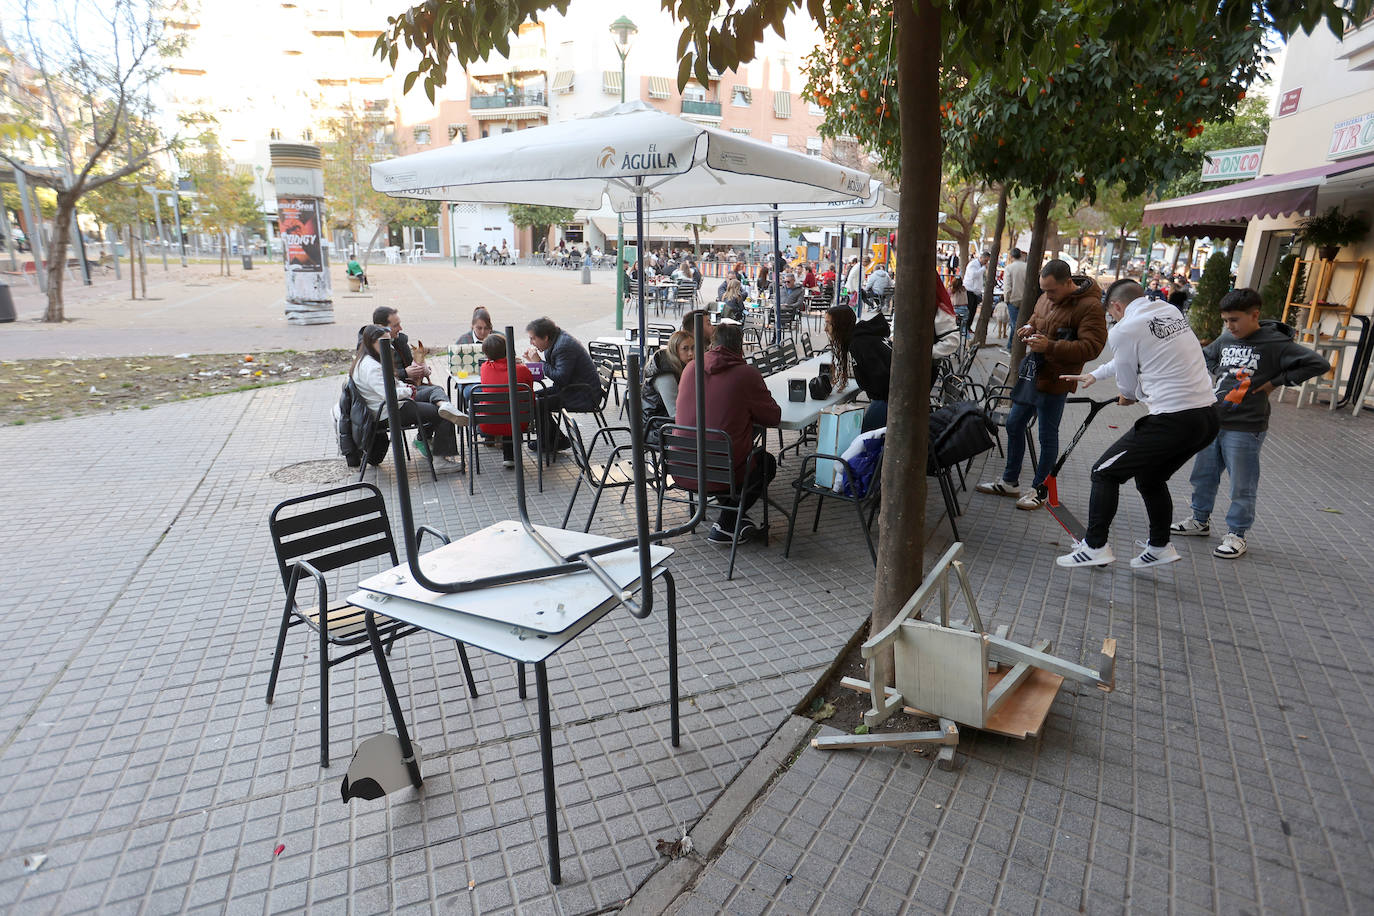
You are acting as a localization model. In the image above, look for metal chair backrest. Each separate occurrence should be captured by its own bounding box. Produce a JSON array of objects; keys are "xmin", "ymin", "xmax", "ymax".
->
[
  {"xmin": 269, "ymin": 483, "xmax": 398, "ymax": 591},
  {"xmin": 800, "ymin": 333, "xmax": 815, "ymax": 358},
  {"xmin": 594, "ymin": 361, "xmax": 616, "ymax": 411},
  {"xmin": 675, "ymin": 279, "xmax": 697, "ymax": 301},
  {"xmin": 589, "ymin": 341, "xmax": 626, "ymax": 374},
  {"xmin": 780, "ymin": 339, "xmax": 800, "ymax": 366},
  {"xmin": 648, "ymin": 323, "xmax": 676, "ymax": 342},
  {"xmin": 469, "ymin": 383, "xmax": 536, "ymax": 429},
  {"xmin": 660, "ymin": 425, "xmax": 737, "ymax": 495},
  {"xmin": 558, "ymin": 410, "xmax": 593, "ymax": 474}
]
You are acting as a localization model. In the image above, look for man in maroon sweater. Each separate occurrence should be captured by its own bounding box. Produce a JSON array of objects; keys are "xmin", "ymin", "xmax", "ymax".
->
[{"xmin": 675, "ymin": 324, "xmax": 782, "ymax": 543}]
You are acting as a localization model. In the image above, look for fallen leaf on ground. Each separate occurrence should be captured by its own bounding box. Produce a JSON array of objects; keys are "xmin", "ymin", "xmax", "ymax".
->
[{"xmin": 811, "ymin": 702, "xmax": 837, "ymax": 722}]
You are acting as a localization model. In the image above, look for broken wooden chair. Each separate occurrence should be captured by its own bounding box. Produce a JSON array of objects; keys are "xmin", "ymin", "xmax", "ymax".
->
[{"xmin": 814, "ymin": 542, "xmax": 1115, "ymax": 768}]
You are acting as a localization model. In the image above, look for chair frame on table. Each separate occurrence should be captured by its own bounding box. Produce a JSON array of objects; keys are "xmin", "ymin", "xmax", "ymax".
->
[
  {"xmin": 558, "ymin": 410, "xmax": 658, "ymax": 532},
  {"xmin": 783, "ymin": 449, "xmax": 884, "ymax": 564},
  {"xmin": 656, "ymin": 424, "xmax": 767, "ymax": 580},
  {"xmin": 266, "ymin": 482, "xmax": 479, "ymax": 767},
  {"xmin": 465, "ymin": 383, "xmax": 542, "ymax": 495}
]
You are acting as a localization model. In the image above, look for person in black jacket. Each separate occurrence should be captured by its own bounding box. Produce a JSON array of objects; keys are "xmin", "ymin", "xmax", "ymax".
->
[
  {"xmin": 826, "ymin": 305, "xmax": 892, "ymax": 432},
  {"xmin": 524, "ymin": 317, "xmax": 602, "ymax": 413}
]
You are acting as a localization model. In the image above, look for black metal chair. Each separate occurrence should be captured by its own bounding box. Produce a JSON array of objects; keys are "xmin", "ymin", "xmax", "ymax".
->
[
  {"xmin": 266, "ymin": 483, "xmax": 478, "ymax": 767},
  {"xmin": 466, "ymin": 384, "xmax": 542, "ymax": 494},
  {"xmin": 780, "ymin": 339, "xmax": 800, "ymax": 367},
  {"xmin": 347, "ymin": 378, "xmax": 439, "ymax": 483},
  {"xmin": 783, "ymin": 445, "xmax": 884, "ymax": 564},
  {"xmin": 672, "ymin": 279, "xmax": 698, "ymax": 314},
  {"xmin": 589, "ymin": 340, "xmax": 626, "ymax": 408},
  {"xmin": 800, "ymin": 332, "xmax": 816, "ymax": 358},
  {"xmin": 559, "ymin": 411, "xmax": 658, "ymax": 532},
  {"xmin": 657, "ymin": 424, "xmax": 767, "ymax": 580}
]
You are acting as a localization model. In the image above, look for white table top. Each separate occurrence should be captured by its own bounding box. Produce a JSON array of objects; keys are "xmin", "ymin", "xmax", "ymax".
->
[
  {"xmin": 350, "ymin": 522, "xmax": 672, "ymax": 652},
  {"xmin": 765, "ymin": 354, "xmax": 860, "ymax": 430}
]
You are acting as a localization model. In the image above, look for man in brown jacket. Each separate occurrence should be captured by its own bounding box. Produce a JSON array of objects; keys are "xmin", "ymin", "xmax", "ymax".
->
[{"xmin": 976, "ymin": 259, "xmax": 1108, "ymax": 509}]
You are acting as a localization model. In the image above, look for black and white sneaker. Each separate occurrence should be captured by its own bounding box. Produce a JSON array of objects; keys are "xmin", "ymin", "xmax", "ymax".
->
[
  {"xmin": 1170, "ymin": 517, "xmax": 1210, "ymax": 537},
  {"xmin": 975, "ymin": 479, "xmax": 1022, "ymax": 497},
  {"xmin": 706, "ymin": 523, "xmax": 734, "ymax": 544},
  {"xmin": 1056, "ymin": 540, "xmax": 1116, "ymax": 568},
  {"xmin": 437, "ymin": 401, "xmax": 469, "ymax": 426},
  {"xmin": 1130, "ymin": 540, "xmax": 1181, "ymax": 569},
  {"xmin": 735, "ymin": 518, "xmax": 760, "ymax": 542},
  {"xmin": 1214, "ymin": 532, "xmax": 1247, "ymax": 559}
]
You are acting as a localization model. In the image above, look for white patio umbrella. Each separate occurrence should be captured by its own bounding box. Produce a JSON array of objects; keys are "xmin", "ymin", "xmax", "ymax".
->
[{"xmin": 371, "ymin": 101, "xmax": 870, "ymax": 356}]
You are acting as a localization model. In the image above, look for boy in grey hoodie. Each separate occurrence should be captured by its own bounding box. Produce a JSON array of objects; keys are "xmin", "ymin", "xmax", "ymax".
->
[{"xmin": 1171, "ymin": 288, "xmax": 1331, "ymax": 558}]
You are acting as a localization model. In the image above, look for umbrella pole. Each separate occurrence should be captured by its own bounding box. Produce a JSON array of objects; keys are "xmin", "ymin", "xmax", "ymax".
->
[
  {"xmin": 857, "ymin": 227, "xmax": 867, "ymax": 318},
  {"xmin": 636, "ymin": 188, "xmax": 647, "ymax": 363},
  {"xmin": 772, "ymin": 212, "xmax": 783, "ymax": 346},
  {"xmin": 836, "ymin": 221, "xmax": 845, "ymax": 310}
]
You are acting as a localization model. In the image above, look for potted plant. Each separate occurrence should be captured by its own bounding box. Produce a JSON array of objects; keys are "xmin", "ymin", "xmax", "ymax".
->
[{"xmin": 1299, "ymin": 207, "xmax": 1370, "ymax": 261}]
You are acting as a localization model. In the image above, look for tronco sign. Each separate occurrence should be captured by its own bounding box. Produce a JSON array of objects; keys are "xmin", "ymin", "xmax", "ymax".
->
[
  {"xmin": 1200, "ymin": 146, "xmax": 1264, "ymax": 182},
  {"xmin": 1329, "ymin": 111, "xmax": 1374, "ymax": 160}
]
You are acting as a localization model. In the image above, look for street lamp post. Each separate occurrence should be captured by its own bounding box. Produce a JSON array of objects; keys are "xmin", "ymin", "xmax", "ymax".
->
[{"xmin": 610, "ymin": 15, "xmax": 637, "ymax": 331}]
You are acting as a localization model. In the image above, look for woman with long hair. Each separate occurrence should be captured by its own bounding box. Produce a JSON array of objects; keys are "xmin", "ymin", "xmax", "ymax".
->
[
  {"xmin": 351, "ymin": 325, "xmax": 463, "ymax": 458},
  {"xmin": 825, "ymin": 304, "xmax": 890, "ymax": 432},
  {"xmin": 720, "ymin": 278, "xmax": 747, "ymax": 321},
  {"xmin": 456, "ymin": 307, "xmax": 493, "ymax": 345},
  {"xmin": 641, "ymin": 330, "xmax": 695, "ymax": 427}
]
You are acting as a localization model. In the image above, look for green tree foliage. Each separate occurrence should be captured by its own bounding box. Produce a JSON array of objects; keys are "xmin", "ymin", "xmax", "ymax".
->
[
  {"xmin": 1260, "ymin": 251, "xmax": 1300, "ymax": 322},
  {"xmin": 507, "ymin": 203, "xmax": 575, "ymax": 253},
  {"xmin": 183, "ymin": 128, "xmax": 261, "ymax": 276},
  {"xmin": 1190, "ymin": 250, "xmax": 1234, "ymax": 341},
  {"xmin": 1162, "ymin": 94, "xmax": 1272, "ymax": 200}
]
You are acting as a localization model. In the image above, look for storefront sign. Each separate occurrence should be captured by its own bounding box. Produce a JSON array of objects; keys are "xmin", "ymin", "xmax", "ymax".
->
[
  {"xmin": 1277, "ymin": 87, "xmax": 1302, "ymax": 117},
  {"xmin": 1201, "ymin": 146, "xmax": 1264, "ymax": 182},
  {"xmin": 271, "ymin": 167, "xmax": 324, "ymax": 198},
  {"xmin": 1328, "ymin": 111, "xmax": 1374, "ymax": 160},
  {"xmin": 278, "ymin": 198, "xmax": 323, "ymax": 273}
]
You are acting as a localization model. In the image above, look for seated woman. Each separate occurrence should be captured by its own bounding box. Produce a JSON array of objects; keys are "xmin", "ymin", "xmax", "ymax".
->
[
  {"xmin": 825, "ymin": 305, "xmax": 892, "ymax": 433},
  {"xmin": 351, "ymin": 325, "xmax": 463, "ymax": 459},
  {"xmin": 456, "ymin": 307, "xmax": 494, "ymax": 345},
  {"xmin": 933, "ymin": 278, "xmax": 960, "ymax": 362},
  {"xmin": 719, "ymin": 278, "xmax": 747, "ymax": 322},
  {"xmin": 641, "ymin": 330, "xmax": 695, "ymax": 439},
  {"xmin": 478, "ymin": 333, "xmax": 535, "ymax": 467},
  {"xmin": 947, "ymin": 275, "xmax": 970, "ymax": 338}
]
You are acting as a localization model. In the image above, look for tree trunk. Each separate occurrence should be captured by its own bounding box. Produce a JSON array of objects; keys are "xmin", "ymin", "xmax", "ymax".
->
[
  {"xmin": 692, "ymin": 223, "xmax": 701, "ymax": 256},
  {"xmin": 362, "ymin": 223, "xmax": 385, "ymax": 270},
  {"xmin": 1115, "ymin": 227, "xmax": 1128, "ymax": 278},
  {"xmin": 43, "ymin": 190, "xmax": 77, "ymax": 322},
  {"xmin": 871, "ymin": 0, "xmax": 939, "ymax": 663},
  {"xmin": 973, "ymin": 185, "xmax": 1009, "ymax": 346},
  {"xmin": 1008, "ymin": 194, "xmax": 1055, "ymax": 371},
  {"xmin": 1168, "ymin": 238, "xmax": 1185, "ymax": 275},
  {"xmin": 137, "ymin": 223, "xmax": 148, "ymax": 297}
]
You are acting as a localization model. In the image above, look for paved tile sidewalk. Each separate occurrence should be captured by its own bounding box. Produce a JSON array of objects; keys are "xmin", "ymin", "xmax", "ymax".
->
[
  {"xmin": 667, "ymin": 397, "xmax": 1374, "ymax": 914},
  {"xmin": 0, "ymin": 371, "xmax": 909, "ymax": 914}
]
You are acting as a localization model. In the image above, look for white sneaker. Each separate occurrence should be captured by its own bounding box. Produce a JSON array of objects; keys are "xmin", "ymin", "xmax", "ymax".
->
[
  {"xmin": 1215, "ymin": 532, "xmax": 1247, "ymax": 559},
  {"xmin": 1131, "ymin": 540, "xmax": 1181, "ymax": 568},
  {"xmin": 1015, "ymin": 490, "xmax": 1045, "ymax": 511},
  {"xmin": 1056, "ymin": 540, "xmax": 1115, "ymax": 568},
  {"xmin": 437, "ymin": 401, "xmax": 469, "ymax": 426},
  {"xmin": 1170, "ymin": 517, "xmax": 1210, "ymax": 537},
  {"xmin": 975, "ymin": 479, "xmax": 1021, "ymax": 497}
]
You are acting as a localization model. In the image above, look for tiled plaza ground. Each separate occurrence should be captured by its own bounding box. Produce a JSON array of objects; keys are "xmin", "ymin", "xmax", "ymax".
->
[{"xmin": 1, "ymin": 353, "xmax": 1371, "ymax": 914}]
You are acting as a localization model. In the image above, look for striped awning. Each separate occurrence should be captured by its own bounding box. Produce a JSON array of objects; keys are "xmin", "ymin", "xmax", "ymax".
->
[
  {"xmin": 648, "ymin": 76, "xmax": 672, "ymax": 99},
  {"xmin": 773, "ymin": 91, "xmax": 791, "ymax": 119},
  {"xmin": 602, "ymin": 70, "xmax": 622, "ymax": 95},
  {"xmin": 551, "ymin": 70, "xmax": 574, "ymax": 93}
]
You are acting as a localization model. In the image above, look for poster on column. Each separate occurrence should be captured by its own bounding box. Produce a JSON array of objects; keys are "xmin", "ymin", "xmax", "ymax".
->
[{"xmin": 278, "ymin": 198, "xmax": 323, "ymax": 272}]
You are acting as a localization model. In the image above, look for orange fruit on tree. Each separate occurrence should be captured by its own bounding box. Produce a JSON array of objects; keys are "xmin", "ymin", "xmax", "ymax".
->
[{"xmin": 860, "ymin": 88, "xmax": 869, "ymax": 99}]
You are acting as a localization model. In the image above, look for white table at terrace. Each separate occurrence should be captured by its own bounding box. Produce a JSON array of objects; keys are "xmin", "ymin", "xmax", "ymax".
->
[{"xmin": 765, "ymin": 354, "xmax": 860, "ymax": 430}]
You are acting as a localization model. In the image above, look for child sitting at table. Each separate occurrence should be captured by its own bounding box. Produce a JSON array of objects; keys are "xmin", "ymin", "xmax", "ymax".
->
[{"xmin": 478, "ymin": 333, "xmax": 535, "ymax": 468}]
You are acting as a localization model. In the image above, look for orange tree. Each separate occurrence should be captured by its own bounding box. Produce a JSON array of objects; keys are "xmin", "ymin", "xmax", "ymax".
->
[{"xmin": 376, "ymin": 0, "xmax": 1370, "ymax": 649}]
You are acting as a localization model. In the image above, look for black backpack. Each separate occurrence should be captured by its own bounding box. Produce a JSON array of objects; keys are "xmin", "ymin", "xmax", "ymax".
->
[{"xmin": 928, "ymin": 401, "xmax": 996, "ymax": 470}]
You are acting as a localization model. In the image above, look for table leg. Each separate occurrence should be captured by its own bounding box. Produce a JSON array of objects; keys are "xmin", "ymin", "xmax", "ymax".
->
[
  {"xmin": 665, "ymin": 571, "xmax": 679, "ymax": 748},
  {"xmin": 517, "ymin": 661, "xmax": 527, "ymax": 699},
  {"xmin": 535, "ymin": 661, "xmax": 561, "ymax": 884},
  {"xmin": 365, "ymin": 611, "xmax": 423, "ymax": 789}
]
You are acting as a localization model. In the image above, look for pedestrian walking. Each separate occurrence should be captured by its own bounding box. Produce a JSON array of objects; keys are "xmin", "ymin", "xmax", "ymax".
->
[{"xmin": 1055, "ymin": 280, "xmax": 1219, "ymax": 568}]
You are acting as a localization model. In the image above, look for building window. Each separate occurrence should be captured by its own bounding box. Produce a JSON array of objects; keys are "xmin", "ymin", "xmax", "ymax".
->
[
  {"xmin": 269, "ymin": 127, "xmax": 282, "ymax": 140},
  {"xmin": 771, "ymin": 133, "xmax": 788, "ymax": 148},
  {"xmin": 730, "ymin": 127, "xmax": 751, "ymax": 135},
  {"xmin": 683, "ymin": 83, "xmax": 707, "ymax": 102},
  {"xmin": 806, "ymin": 137, "xmax": 823, "ymax": 157},
  {"xmin": 807, "ymin": 100, "xmax": 823, "ymax": 116},
  {"xmin": 413, "ymin": 125, "xmax": 431, "ymax": 145},
  {"xmin": 448, "ymin": 123, "xmax": 466, "ymax": 142},
  {"xmin": 731, "ymin": 85, "xmax": 751, "ymax": 107},
  {"xmin": 301, "ymin": 128, "xmax": 313, "ymax": 141}
]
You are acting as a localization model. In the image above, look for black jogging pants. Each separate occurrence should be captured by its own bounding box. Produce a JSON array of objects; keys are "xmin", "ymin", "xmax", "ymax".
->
[{"xmin": 1084, "ymin": 405, "xmax": 1219, "ymax": 549}]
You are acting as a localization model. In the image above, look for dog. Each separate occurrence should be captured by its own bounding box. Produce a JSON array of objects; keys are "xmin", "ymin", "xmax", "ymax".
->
[{"xmin": 992, "ymin": 301, "xmax": 1010, "ymax": 341}]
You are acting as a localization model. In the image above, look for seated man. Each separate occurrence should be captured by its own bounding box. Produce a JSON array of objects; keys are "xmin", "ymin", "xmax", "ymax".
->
[
  {"xmin": 779, "ymin": 272, "xmax": 805, "ymax": 307},
  {"xmin": 346, "ymin": 256, "xmax": 368, "ymax": 289},
  {"xmin": 674, "ymin": 323, "xmax": 781, "ymax": 544},
  {"xmin": 371, "ymin": 306, "xmax": 448, "ymax": 409},
  {"xmin": 682, "ymin": 309, "xmax": 716, "ymax": 347},
  {"xmin": 523, "ymin": 316, "xmax": 601, "ymax": 414},
  {"xmin": 865, "ymin": 263, "xmax": 894, "ymax": 300}
]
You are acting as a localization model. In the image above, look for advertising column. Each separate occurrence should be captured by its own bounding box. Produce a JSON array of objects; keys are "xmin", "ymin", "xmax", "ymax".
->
[{"xmin": 269, "ymin": 143, "xmax": 333, "ymax": 325}]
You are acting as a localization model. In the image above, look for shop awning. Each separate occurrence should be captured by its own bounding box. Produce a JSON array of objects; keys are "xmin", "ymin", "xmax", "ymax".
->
[
  {"xmin": 1143, "ymin": 151, "xmax": 1374, "ymax": 236},
  {"xmin": 773, "ymin": 91, "xmax": 791, "ymax": 119},
  {"xmin": 648, "ymin": 76, "xmax": 672, "ymax": 99},
  {"xmin": 551, "ymin": 70, "xmax": 574, "ymax": 93}
]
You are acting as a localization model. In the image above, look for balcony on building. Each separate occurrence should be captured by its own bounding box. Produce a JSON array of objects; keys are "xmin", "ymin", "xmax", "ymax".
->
[
  {"xmin": 680, "ymin": 98, "xmax": 722, "ymax": 122},
  {"xmin": 470, "ymin": 82, "xmax": 550, "ymax": 120}
]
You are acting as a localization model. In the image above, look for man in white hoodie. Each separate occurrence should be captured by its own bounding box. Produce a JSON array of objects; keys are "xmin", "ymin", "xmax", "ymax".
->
[{"xmin": 1055, "ymin": 279, "xmax": 1219, "ymax": 569}]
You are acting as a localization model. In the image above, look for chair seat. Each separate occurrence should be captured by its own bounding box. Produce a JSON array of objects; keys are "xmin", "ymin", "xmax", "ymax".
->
[
  {"xmin": 592, "ymin": 458, "xmax": 659, "ymax": 486},
  {"xmin": 301, "ymin": 601, "xmax": 414, "ymax": 645}
]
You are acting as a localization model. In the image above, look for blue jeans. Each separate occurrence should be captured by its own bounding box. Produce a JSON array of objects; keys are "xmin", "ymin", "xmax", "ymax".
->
[
  {"xmin": 1007, "ymin": 304, "xmax": 1020, "ymax": 333},
  {"xmin": 1188, "ymin": 428, "xmax": 1265, "ymax": 536},
  {"xmin": 1001, "ymin": 390, "xmax": 1067, "ymax": 490}
]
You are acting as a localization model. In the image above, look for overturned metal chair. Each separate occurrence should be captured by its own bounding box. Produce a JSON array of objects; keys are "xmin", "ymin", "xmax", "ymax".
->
[{"xmin": 816, "ymin": 542, "xmax": 1115, "ymax": 768}]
